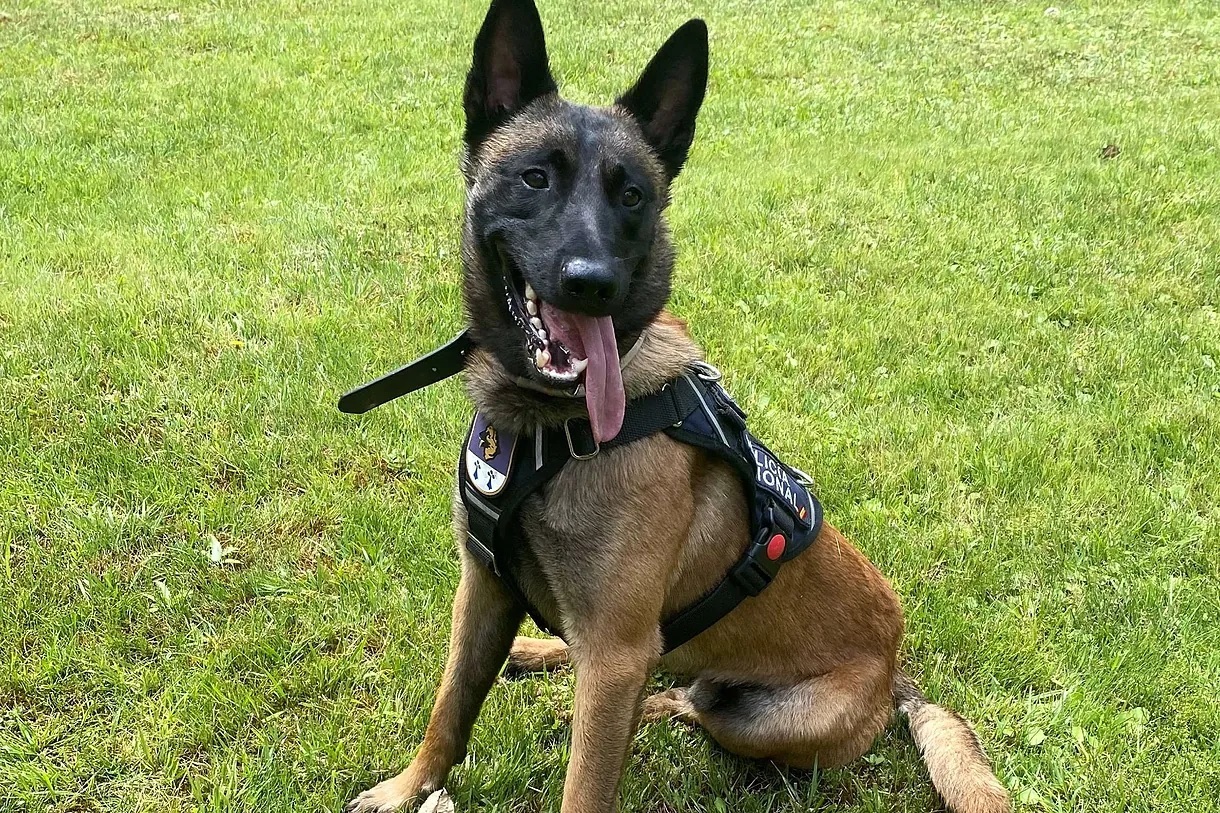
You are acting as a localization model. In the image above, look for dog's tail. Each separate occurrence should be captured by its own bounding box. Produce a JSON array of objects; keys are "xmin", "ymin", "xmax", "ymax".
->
[{"xmin": 893, "ymin": 670, "xmax": 1011, "ymax": 813}]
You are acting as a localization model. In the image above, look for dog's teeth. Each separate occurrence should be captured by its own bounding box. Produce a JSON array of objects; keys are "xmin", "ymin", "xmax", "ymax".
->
[
  {"xmin": 526, "ymin": 299, "xmax": 538, "ymax": 316},
  {"xmin": 534, "ymin": 348, "xmax": 551, "ymax": 369},
  {"xmin": 530, "ymin": 317, "xmax": 543, "ymax": 329},
  {"xmin": 525, "ymin": 283, "xmax": 537, "ymax": 302},
  {"xmin": 536, "ymin": 328, "xmax": 547, "ymax": 341},
  {"xmin": 570, "ymin": 357, "xmax": 588, "ymax": 374}
]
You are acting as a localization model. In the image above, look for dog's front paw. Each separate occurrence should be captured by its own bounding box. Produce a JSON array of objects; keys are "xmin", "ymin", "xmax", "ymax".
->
[
  {"xmin": 346, "ymin": 782, "xmax": 450, "ymax": 813},
  {"xmin": 344, "ymin": 781, "xmax": 406, "ymax": 813}
]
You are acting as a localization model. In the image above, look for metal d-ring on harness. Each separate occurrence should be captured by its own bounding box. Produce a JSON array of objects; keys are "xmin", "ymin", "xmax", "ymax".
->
[{"xmin": 457, "ymin": 362, "xmax": 824, "ymax": 654}]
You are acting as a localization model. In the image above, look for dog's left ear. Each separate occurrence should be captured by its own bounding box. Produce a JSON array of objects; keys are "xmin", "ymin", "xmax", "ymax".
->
[
  {"xmin": 617, "ymin": 19, "xmax": 709, "ymax": 181},
  {"xmin": 464, "ymin": 0, "xmax": 558, "ymax": 156}
]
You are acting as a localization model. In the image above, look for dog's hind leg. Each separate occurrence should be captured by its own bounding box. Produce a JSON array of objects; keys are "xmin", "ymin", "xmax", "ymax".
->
[
  {"xmin": 505, "ymin": 636, "xmax": 570, "ymax": 675},
  {"xmin": 643, "ymin": 658, "xmax": 893, "ymax": 770},
  {"xmin": 346, "ymin": 560, "xmax": 524, "ymax": 813}
]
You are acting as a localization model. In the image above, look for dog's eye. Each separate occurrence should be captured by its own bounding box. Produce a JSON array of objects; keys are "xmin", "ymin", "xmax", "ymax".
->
[
  {"xmin": 521, "ymin": 169, "xmax": 549, "ymax": 190},
  {"xmin": 621, "ymin": 187, "xmax": 643, "ymax": 208}
]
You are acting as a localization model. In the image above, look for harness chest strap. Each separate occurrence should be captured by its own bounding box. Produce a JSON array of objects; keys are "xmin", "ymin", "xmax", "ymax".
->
[{"xmin": 459, "ymin": 370, "xmax": 823, "ymax": 654}]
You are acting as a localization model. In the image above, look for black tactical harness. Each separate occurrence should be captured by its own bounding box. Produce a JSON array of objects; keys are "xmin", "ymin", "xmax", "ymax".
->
[{"xmin": 341, "ymin": 332, "xmax": 823, "ymax": 654}]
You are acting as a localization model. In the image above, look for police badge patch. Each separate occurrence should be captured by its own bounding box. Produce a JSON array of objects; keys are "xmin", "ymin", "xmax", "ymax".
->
[{"xmin": 465, "ymin": 413, "xmax": 517, "ymax": 496}]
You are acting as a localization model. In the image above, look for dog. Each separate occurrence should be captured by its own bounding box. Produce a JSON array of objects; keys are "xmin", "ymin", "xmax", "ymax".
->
[{"xmin": 346, "ymin": 2, "xmax": 1011, "ymax": 811}]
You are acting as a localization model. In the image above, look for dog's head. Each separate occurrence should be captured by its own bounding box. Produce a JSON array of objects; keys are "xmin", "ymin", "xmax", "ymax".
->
[{"xmin": 459, "ymin": 0, "xmax": 708, "ymax": 443}]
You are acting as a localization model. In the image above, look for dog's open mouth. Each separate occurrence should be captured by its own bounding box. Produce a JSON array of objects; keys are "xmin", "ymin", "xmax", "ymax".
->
[{"xmin": 499, "ymin": 249, "xmax": 625, "ymax": 442}]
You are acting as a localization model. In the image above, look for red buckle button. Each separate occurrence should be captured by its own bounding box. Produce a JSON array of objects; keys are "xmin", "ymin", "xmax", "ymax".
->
[{"xmin": 766, "ymin": 533, "xmax": 786, "ymax": 561}]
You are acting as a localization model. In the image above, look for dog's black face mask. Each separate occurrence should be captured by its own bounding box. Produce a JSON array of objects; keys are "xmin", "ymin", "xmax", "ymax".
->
[{"xmin": 458, "ymin": 0, "xmax": 708, "ymax": 442}]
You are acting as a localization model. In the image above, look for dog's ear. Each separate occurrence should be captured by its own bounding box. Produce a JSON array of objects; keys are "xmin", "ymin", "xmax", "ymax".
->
[
  {"xmin": 617, "ymin": 19, "xmax": 709, "ymax": 181},
  {"xmin": 464, "ymin": 0, "xmax": 557, "ymax": 155}
]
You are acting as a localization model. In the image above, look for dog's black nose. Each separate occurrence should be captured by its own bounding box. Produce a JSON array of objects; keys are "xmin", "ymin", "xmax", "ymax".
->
[{"xmin": 559, "ymin": 258, "xmax": 619, "ymax": 310}]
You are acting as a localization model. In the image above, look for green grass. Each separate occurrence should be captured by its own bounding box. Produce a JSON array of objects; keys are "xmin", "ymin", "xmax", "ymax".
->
[{"xmin": 2, "ymin": 0, "xmax": 1219, "ymax": 810}]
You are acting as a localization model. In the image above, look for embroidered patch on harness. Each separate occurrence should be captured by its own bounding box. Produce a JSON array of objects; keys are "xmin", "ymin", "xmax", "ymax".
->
[
  {"xmin": 747, "ymin": 435, "xmax": 814, "ymax": 529},
  {"xmin": 465, "ymin": 413, "xmax": 517, "ymax": 496}
]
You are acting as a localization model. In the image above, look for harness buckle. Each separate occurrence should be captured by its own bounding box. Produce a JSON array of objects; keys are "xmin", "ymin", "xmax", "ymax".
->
[
  {"xmin": 730, "ymin": 534, "xmax": 783, "ymax": 596},
  {"xmin": 563, "ymin": 417, "xmax": 600, "ymax": 460},
  {"xmin": 689, "ymin": 360, "xmax": 723, "ymax": 381}
]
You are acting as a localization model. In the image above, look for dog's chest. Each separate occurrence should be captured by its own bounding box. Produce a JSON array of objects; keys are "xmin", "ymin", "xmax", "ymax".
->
[{"xmin": 509, "ymin": 437, "xmax": 694, "ymax": 621}]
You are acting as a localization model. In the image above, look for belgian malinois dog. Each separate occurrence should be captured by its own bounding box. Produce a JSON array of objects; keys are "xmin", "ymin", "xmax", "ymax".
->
[{"xmin": 347, "ymin": 1, "xmax": 1010, "ymax": 811}]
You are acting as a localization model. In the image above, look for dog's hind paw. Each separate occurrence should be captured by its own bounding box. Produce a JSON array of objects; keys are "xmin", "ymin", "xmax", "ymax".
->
[
  {"xmin": 504, "ymin": 636, "xmax": 570, "ymax": 675},
  {"xmin": 641, "ymin": 688, "xmax": 696, "ymax": 723}
]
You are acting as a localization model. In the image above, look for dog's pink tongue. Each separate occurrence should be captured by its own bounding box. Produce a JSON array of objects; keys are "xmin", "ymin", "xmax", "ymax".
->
[{"xmin": 575, "ymin": 313, "xmax": 624, "ymax": 443}]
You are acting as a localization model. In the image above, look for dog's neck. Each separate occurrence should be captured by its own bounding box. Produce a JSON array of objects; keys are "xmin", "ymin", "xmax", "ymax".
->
[{"xmin": 463, "ymin": 311, "xmax": 702, "ymax": 434}]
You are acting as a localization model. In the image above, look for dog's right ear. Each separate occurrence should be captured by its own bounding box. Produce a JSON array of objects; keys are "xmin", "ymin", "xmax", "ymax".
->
[
  {"xmin": 464, "ymin": 0, "xmax": 557, "ymax": 156},
  {"xmin": 617, "ymin": 19, "xmax": 709, "ymax": 182}
]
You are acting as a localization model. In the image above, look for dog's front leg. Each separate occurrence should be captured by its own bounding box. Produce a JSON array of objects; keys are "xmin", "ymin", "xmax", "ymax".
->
[
  {"xmin": 560, "ymin": 636, "xmax": 658, "ymax": 813},
  {"xmin": 347, "ymin": 559, "xmax": 523, "ymax": 813}
]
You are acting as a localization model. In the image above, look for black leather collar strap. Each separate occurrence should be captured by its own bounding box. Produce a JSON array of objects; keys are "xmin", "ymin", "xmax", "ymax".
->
[{"xmin": 338, "ymin": 330, "xmax": 474, "ymax": 414}]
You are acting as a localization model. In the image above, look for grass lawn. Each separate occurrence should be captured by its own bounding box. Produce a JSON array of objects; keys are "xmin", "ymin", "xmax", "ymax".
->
[{"xmin": 2, "ymin": 0, "xmax": 1219, "ymax": 810}]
